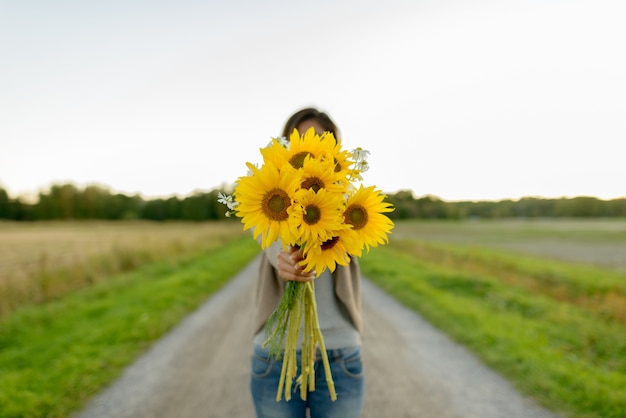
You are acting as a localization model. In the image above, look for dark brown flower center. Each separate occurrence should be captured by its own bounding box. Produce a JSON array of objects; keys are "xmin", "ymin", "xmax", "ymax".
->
[
  {"xmin": 321, "ymin": 236, "xmax": 339, "ymax": 250},
  {"xmin": 303, "ymin": 204, "xmax": 321, "ymax": 225},
  {"xmin": 344, "ymin": 204, "xmax": 368, "ymax": 230},
  {"xmin": 262, "ymin": 188, "xmax": 290, "ymax": 221},
  {"xmin": 290, "ymin": 152, "xmax": 312, "ymax": 169},
  {"xmin": 334, "ymin": 158, "xmax": 342, "ymax": 173},
  {"xmin": 301, "ymin": 177, "xmax": 324, "ymax": 192}
]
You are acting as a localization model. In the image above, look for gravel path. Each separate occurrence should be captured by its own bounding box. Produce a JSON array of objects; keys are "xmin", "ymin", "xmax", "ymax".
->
[{"xmin": 74, "ymin": 256, "xmax": 558, "ymax": 418}]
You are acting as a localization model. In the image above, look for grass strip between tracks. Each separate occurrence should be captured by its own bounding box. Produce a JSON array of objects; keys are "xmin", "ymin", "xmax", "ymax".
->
[{"xmin": 0, "ymin": 237, "xmax": 260, "ymax": 418}]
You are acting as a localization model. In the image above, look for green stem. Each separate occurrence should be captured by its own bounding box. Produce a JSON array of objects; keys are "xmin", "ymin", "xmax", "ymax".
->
[
  {"xmin": 306, "ymin": 281, "xmax": 337, "ymax": 401},
  {"xmin": 263, "ymin": 281, "xmax": 302, "ymax": 358}
]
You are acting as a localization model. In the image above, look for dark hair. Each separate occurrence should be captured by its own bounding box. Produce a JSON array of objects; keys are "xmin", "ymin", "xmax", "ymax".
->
[{"xmin": 281, "ymin": 107, "xmax": 341, "ymax": 140}]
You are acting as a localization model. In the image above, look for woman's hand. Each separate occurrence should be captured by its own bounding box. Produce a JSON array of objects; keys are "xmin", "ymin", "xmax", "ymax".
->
[{"xmin": 277, "ymin": 246, "xmax": 316, "ymax": 282}]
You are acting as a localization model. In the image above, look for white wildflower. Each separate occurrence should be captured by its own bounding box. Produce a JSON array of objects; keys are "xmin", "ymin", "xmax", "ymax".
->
[
  {"xmin": 217, "ymin": 192, "xmax": 239, "ymax": 211},
  {"xmin": 355, "ymin": 160, "xmax": 370, "ymax": 173},
  {"xmin": 276, "ymin": 136, "xmax": 289, "ymax": 148},
  {"xmin": 266, "ymin": 136, "xmax": 289, "ymax": 149},
  {"xmin": 352, "ymin": 147, "xmax": 370, "ymax": 163}
]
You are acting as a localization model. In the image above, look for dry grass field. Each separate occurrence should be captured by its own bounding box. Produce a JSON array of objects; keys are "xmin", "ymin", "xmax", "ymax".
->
[{"xmin": 0, "ymin": 220, "xmax": 247, "ymax": 316}]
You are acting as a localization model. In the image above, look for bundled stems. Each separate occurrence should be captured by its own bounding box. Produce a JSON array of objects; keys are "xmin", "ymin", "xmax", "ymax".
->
[
  {"xmin": 305, "ymin": 281, "xmax": 337, "ymax": 401},
  {"xmin": 263, "ymin": 280, "xmax": 337, "ymax": 402}
]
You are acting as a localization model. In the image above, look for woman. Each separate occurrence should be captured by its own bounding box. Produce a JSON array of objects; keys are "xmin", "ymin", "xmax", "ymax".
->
[{"xmin": 249, "ymin": 108, "xmax": 365, "ymax": 418}]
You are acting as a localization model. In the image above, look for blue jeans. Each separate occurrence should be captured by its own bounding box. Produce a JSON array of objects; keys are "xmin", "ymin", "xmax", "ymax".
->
[{"xmin": 250, "ymin": 345, "xmax": 365, "ymax": 418}]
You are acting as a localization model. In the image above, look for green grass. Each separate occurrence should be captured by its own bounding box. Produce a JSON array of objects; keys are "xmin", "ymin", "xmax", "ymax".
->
[
  {"xmin": 0, "ymin": 236, "xmax": 260, "ymax": 418},
  {"xmin": 3, "ymin": 219, "xmax": 624, "ymax": 417},
  {"xmin": 360, "ymin": 239, "xmax": 626, "ymax": 418}
]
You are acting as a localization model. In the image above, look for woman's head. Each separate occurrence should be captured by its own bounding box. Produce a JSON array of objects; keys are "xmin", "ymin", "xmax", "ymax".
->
[{"xmin": 281, "ymin": 107, "xmax": 340, "ymax": 140}]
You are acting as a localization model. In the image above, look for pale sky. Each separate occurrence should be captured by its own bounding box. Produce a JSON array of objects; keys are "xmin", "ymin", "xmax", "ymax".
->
[{"xmin": 1, "ymin": 0, "xmax": 625, "ymax": 202}]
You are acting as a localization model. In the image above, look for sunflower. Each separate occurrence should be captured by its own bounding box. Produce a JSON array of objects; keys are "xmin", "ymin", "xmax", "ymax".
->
[
  {"xmin": 319, "ymin": 132, "xmax": 356, "ymax": 185},
  {"xmin": 299, "ymin": 155, "xmax": 347, "ymax": 195},
  {"xmin": 260, "ymin": 137, "xmax": 290, "ymax": 170},
  {"xmin": 299, "ymin": 226, "xmax": 360, "ymax": 276},
  {"xmin": 285, "ymin": 127, "xmax": 333, "ymax": 169},
  {"xmin": 234, "ymin": 161, "xmax": 301, "ymax": 249},
  {"xmin": 290, "ymin": 188, "xmax": 346, "ymax": 254},
  {"xmin": 343, "ymin": 185, "xmax": 395, "ymax": 256}
]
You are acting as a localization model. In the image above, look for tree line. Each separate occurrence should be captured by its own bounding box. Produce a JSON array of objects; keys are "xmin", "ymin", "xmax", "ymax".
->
[
  {"xmin": 0, "ymin": 184, "xmax": 226, "ymax": 221},
  {"xmin": 1, "ymin": 184, "xmax": 625, "ymax": 222},
  {"xmin": 386, "ymin": 191, "xmax": 626, "ymax": 219}
]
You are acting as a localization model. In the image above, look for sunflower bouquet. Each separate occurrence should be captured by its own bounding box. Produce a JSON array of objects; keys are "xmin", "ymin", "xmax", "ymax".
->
[{"xmin": 218, "ymin": 127, "xmax": 394, "ymax": 402}]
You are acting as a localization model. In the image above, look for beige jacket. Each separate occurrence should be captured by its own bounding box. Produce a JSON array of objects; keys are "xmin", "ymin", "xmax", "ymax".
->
[{"xmin": 253, "ymin": 251, "xmax": 362, "ymax": 336}]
